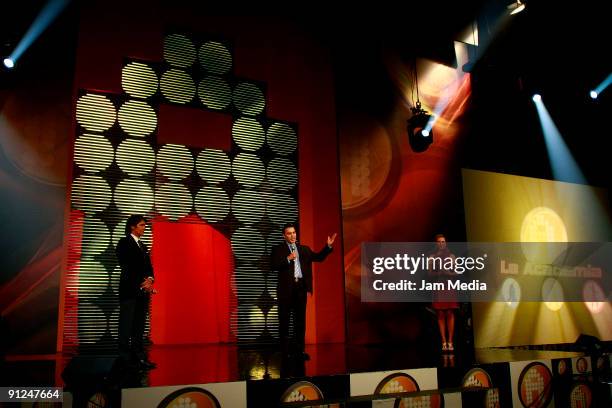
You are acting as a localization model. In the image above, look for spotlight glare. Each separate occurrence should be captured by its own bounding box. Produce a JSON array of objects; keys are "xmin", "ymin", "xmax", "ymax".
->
[
  {"xmin": 3, "ymin": 58, "xmax": 14, "ymax": 69},
  {"xmin": 590, "ymin": 90, "xmax": 598, "ymax": 99},
  {"xmin": 510, "ymin": 3, "xmax": 525, "ymax": 15},
  {"xmin": 508, "ymin": 0, "xmax": 526, "ymax": 15},
  {"xmin": 422, "ymin": 129, "xmax": 430, "ymax": 137},
  {"xmin": 532, "ymin": 94, "xmax": 542, "ymax": 102}
]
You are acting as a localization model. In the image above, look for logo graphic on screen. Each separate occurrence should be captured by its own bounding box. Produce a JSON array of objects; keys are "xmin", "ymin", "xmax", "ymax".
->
[
  {"xmin": 570, "ymin": 383, "xmax": 592, "ymax": 408},
  {"xmin": 576, "ymin": 357, "xmax": 588, "ymax": 374},
  {"xmin": 542, "ymin": 278, "xmax": 564, "ymax": 310},
  {"xmin": 583, "ymin": 280, "xmax": 605, "ymax": 313},
  {"xmin": 463, "ymin": 368, "xmax": 492, "ymax": 388},
  {"xmin": 557, "ymin": 359, "xmax": 568, "ymax": 376},
  {"xmin": 462, "ymin": 368, "xmax": 499, "ymax": 408},
  {"xmin": 517, "ymin": 362, "xmax": 553, "ymax": 408},
  {"xmin": 375, "ymin": 373, "xmax": 420, "ymax": 395},
  {"xmin": 595, "ymin": 355, "xmax": 609, "ymax": 373},
  {"xmin": 485, "ymin": 388, "xmax": 501, "ymax": 408},
  {"xmin": 501, "ymin": 277, "xmax": 521, "ymax": 307},
  {"xmin": 374, "ymin": 373, "xmax": 442, "ymax": 408},
  {"xmin": 88, "ymin": 392, "xmax": 107, "ymax": 407},
  {"xmin": 520, "ymin": 207, "xmax": 568, "ymax": 245},
  {"xmin": 280, "ymin": 381, "xmax": 335, "ymax": 407},
  {"xmin": 157, "ymin": 387, "xmax": 221, "ymax": 408}
]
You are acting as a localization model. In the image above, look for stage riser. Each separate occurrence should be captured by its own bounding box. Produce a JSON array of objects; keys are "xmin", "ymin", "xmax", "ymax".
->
[{"xmin": 59, "ymin": 353, "xmax": 610, "ymax": 407}]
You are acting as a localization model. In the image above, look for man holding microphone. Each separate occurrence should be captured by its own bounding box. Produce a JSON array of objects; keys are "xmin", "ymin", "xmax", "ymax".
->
[{"xmin": 271, "ymin": 223, "xmax": 337, "ymax": 360}]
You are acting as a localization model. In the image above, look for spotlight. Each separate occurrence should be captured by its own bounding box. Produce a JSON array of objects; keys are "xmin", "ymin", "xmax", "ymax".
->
[
  {"xmin": 507, "ymin": 0, "xmax": 526, "ymax": 15},
  {"xmin": 3, "ymin": 58, "xmax": 14, "ymax": 69},
  {"xmin": 407, "ymin": 102, "xmax": 434, "ymax": 152},
  {"xmin": 590, "ymin": 90, "xmax": 598, "ymax": 99},
  {"xmin": 1, "ymin": 0, "xmax": 70, "ymax": 73},
  {"xmin": 532, "ymin": 94, "xmax": 541, "ymax": 102}
]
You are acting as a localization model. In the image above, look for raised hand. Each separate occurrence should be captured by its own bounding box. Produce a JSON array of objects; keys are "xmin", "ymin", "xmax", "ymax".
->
[
  {"xmin": 141, "ymin": 277, "xmax": 157, "ymax": 294},
  {"xmin": 327, "ymin": 233, "xmax": 338, "ymax": 246}
]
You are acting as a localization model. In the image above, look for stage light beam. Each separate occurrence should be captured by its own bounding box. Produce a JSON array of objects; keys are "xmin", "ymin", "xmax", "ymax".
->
[
  {"xmin": 532, "ymin": 96, "xmax": 586, "ymax": 184},
  {"xmin": 5, "ymin": 0, "xmax": 69, "ymax": 67},
  {"xmin": 591, "ymin": 73, "xmax": 611, "ymax": 99},
  {"xmin": 3, "ymin": 58, "xmax": 14, "ymax": 69}
]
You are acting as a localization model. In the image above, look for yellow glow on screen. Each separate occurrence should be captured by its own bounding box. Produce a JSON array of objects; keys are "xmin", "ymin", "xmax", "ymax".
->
[
  {"xmin": 544, "ymin": 302, "xmax": 563, "ymax": 311},
  {"xmin": 520, "ymin": 207, "xmax": 568, "ymax": 243},
  {"xmin": 463, "ymin": 169, "xmax": 612, "ymax": 347}
]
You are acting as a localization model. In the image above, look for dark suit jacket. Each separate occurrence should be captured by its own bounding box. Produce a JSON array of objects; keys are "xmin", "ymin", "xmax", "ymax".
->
[
  {"xmin": 116, "ymin": 235, "xmax": 154, "ymax": 300},
  {"xmin": 270, "ymin": 242, "xmax": 332, "ymax": 301}
]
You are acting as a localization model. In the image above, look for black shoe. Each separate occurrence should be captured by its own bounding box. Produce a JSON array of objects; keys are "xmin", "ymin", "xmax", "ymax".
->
[{"xmin": 138, "ymin": 359, "xmax": 157, "ymax": 369}]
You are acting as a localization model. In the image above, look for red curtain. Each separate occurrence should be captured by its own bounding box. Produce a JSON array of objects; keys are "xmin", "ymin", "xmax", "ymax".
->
[{"xmin": 150, "ymin": 219, "xmax": 234, "ymax": 344}]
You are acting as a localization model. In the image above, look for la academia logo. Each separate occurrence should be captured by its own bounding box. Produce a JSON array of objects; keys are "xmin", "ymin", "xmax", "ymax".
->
[
  {"xmin": 157, "ymin": 387, "xmax": 221, "ymax": 408},
  {"xmin": 517, "ymin": 362, "xmax": 552, "ymax": 408},
  {"xmin": 462, "ymin": 368, "xmax": 499, "ymax": 408},
  {"xmin": 280, "ymin": 381, "xmax": 341, "ymax": 408},
  {"xmin": 569, "ymin": 383, "xmax": 592, "ymax": 408},
  {"xmin": 375, "ymin": 373, "xmax": 442, "ymax": 408}
]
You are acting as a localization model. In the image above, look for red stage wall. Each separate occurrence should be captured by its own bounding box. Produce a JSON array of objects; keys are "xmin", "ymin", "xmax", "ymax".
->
[{"xmin": 70, "ymin": 5, "xmax": 344, "ymax": 345}]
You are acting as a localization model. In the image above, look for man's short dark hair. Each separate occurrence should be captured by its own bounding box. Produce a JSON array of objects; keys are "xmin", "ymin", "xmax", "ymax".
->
[
  {"xmin": 434, "ymin": 233, "xmax": 446, "ymax": 240},
  {"xmin": 282, "ymin": 223, "xmax": 297, "ymax": 234},
  {"xmin": 125, "ymin": 214, "xmax": 146, "ymax": 236}
]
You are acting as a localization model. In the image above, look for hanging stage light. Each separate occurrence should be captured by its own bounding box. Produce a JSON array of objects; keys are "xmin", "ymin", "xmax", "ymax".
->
[{"xmin": 407, "ymin": 101, "xmax": 433, "ymax": 152}]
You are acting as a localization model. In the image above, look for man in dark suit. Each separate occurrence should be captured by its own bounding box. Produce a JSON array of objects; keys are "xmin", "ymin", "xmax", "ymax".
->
[
  {"xmin": 116, "ymin": 214, "xmax": 156, "ymax": 369},
  {"xmin": 270, "ymin": 223, "xmax": 337, "ymax": 360}
]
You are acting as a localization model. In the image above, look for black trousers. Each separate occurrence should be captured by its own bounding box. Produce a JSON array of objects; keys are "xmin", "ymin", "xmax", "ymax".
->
[
  {"xmin": 278, "ymin": 279, "xmax": 307, "ymax": 353},
  {"xmin": 118, "ymin": 295, "xmax": 149, "ymax": 361}
]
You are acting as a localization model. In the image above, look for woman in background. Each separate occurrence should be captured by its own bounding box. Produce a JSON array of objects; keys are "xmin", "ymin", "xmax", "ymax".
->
[{"xmin": 429, "ymin": 234, "xmax": 459, "ymax": 352}]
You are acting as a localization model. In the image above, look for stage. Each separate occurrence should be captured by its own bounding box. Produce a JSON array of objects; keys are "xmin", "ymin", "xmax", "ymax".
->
[
  {"xmin": 2, "ymin": 343, "xmax": 610, "ymax": 407},
  {"xmin": 1, "ymin": 3, "xmax": 611, "ymax": 408}
]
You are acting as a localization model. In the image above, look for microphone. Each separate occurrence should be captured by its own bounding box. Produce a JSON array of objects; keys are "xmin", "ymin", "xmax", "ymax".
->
[{"xmin": 289, "ymin": 243, "xmax": 298, "ymax": 262}]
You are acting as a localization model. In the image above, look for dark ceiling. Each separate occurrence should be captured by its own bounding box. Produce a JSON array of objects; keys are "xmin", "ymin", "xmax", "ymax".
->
[
  {"xmin": 2, "ymin": 1, "xmax": 610, "ymax": 190},
  {"xmin": 326, "ymin": 1, "xmax": 610, "ymax": 190}
]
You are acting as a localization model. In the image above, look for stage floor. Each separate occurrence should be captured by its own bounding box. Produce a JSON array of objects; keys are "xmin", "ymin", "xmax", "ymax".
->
[{"xmin": 1, "ymin": 343, "xmax": 588, "ymax": 388}]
